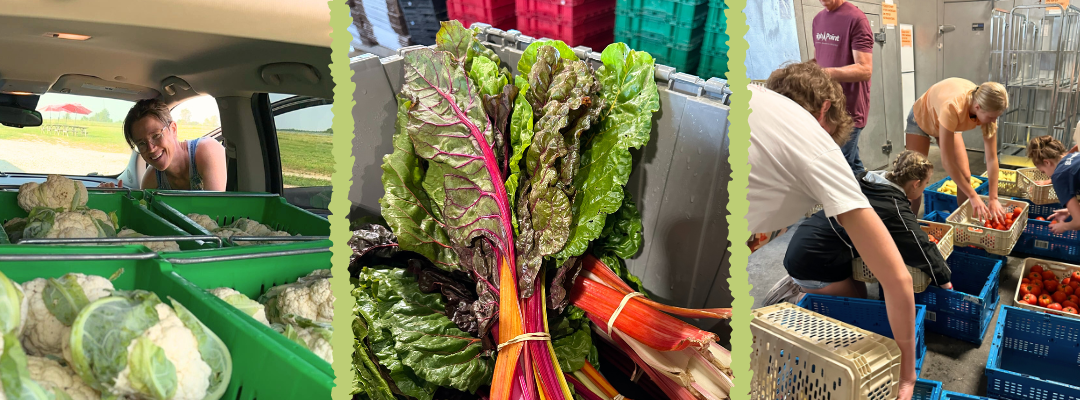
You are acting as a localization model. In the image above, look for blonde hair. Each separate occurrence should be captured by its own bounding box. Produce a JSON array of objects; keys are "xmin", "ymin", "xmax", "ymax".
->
[
  {"xmin": 1027, "ymin": 135, "xmax": 1066, "ymax": 165},
  {"xmin": 972, "ymin": 82, "xmax": 1008, "ymax": 139},
  {"xmin": 885, "ymin": 150, "xmax": 934, "ymax": 186},
  {"xmin": 766, "ymin": 61, "xmax": 854, "ymax": 146}
]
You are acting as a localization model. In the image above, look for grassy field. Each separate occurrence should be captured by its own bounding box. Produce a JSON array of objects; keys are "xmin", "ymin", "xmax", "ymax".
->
[{"xmin": 0, "ymin": 122, "xmax": 333, "ymax": 187}]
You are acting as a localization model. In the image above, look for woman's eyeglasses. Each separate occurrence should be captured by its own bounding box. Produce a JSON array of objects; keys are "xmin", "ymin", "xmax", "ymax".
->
[{"xmin": 134, "ymin": 125, "xmax": 169, "ymax": 153}]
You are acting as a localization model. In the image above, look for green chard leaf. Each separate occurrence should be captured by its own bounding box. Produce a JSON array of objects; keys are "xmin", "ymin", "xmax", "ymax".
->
[
  {"xmin": 549, "ymin": 306, "xmax": 596, "ymax": 373},
  {"xmin": 555, "ymin": 43, "xmax": 659, "ymax": 260},
  {"xmin": 358, "ymin": 268, "xmax": 494, "ymax": 395},
  {"xmin": 436, "ymin": 20, "xmax": 501, "ymax": 75},
  {"xmin": 596, "ymin": 253, "xmax": 649, "ymax": 298},
  {"xmin": 470, "ymin": 56, "xmax": 508, "ymax": 97},
  {"xmin": 594, "ymin": 188, "xmax": 644, "ymax": 259},
  {"xmin": 505, "ymin": 75, "xmax": 534, "ymax": 235},
  {"xmin": 351, "ymin": 312, "xmax": 396, "ymax": 400},
  {"xmin": 518, "ymin": 40, "xmax": 578, "ymax": 77}
]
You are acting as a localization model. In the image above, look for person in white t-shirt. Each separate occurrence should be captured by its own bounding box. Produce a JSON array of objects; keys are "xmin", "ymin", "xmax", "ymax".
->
[{"xmin": 748, "ymin": 61, "xmax": 917, "ymax": 400}]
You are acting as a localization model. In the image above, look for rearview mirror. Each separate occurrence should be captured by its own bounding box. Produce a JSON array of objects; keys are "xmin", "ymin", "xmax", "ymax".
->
[{"xmin": 0, "ymin": 105, "xmax": 43, "ymax": 128}]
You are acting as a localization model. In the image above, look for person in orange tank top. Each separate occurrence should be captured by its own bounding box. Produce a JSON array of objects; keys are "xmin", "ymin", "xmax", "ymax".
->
[{"xmin": 905, "ymin": 78, "xmax": 1008, "ymax": 223}]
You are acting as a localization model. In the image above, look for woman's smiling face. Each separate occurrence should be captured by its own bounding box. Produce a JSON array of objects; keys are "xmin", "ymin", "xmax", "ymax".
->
[{"xmin": 131, "ymin": 116, "xmax": 175, "ymax": 171}]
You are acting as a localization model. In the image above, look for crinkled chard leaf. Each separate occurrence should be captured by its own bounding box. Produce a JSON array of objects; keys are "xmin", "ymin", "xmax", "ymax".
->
[
  {"xmin": 436, "ymin": 20, "xmax": 502, "ymax": 76},
  {"xmin": 354, "ymin": 284, "xmax": 437, "ymax": 400},
  {"xmin": 481, "ymin": 83, "xmax": 518, "ymax": 179},
  {"xmin": 504, "ymin": 75, "xmax": 534, "ymax": 234},
  {"xmin": 549, "ymin": 306, "xmax": 597, "ymax": 373},
  {"xmin": 518, "ymin": 40, "xmax": 577, "ymax": 77},
  {"xmin": 555, "ymin": 43, "xmax": 659, "ymax": 260},
  {"xmin": 406, "ymin": 256, "xmax": 484, "ymax": 338},
  {"xmin": 594, "ymin": 188, "xmax": 644, "ymax": 259},
  {"xmin": 351, "ymin": 314, "xmax": 397, "ymax": 400},
  {"xmin": 547, "ymin": 256, "xmax": 581, "ymax": 312},
  {"xmin": 515, "ymin": 44, "xmax": 604, "ymax": 298},
  {"xmin": 348, "ymin": 223, "xmax": 401, "ymax": 274}
]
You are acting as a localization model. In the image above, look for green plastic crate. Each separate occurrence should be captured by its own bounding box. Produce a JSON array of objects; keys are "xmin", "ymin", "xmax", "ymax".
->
[
  {"xmin": 0, "ymin": 246, "xmax": 332, "ymax": 400},
  {"xmin": 615, "ymin": 9, "xmax": 707, "ymax": 45},
  {"xmin": 0, "ymin": 191, "xmax": 210, "ymax": 250},
  {"xmin": 617, "ymin": 0, "xmax": 709, "ymax": 25},
  {"xmin": 702, "ymin": 26, "xmax": 729, "ymax": 55},
  {"xmin": 705, "ymin": 0, "xmax": 727, "ymax": 31},
  {"xmin": 617, "ymin": 30, "xmax": 702, "ymax": 73},
  {"xmin": 145, "ymin": 191, "xmax": 330, "ymax": 248},
  {"xmin": 160, "ymin": 243, "xmax": 334, "ymax": 378},
  {"xmin": 697, "ymin": 53, "xmax": 729, "ymax": 79}
]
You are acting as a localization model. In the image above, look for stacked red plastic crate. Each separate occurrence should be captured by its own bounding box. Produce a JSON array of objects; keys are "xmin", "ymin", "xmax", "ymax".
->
[
  {"xmin": 516, "ymin": 0, "xmax": 616, "ymax": 49},
  {"xmin": 447, "ymin": 0, "xmax": 517, "ymax": 30}
]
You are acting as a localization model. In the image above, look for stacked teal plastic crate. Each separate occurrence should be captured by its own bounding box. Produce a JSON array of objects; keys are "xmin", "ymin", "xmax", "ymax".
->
[
  {"xmin": 614, "ymin": 0, "xmax": 711, "ymax": 74},
  {"xmin": 697, "ymin": 0, "xmax": 728, "ymax": 79}
]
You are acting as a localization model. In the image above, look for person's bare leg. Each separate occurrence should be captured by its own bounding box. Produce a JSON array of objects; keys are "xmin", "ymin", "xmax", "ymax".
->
[
  {"xmin": 907, "ymin": 133, "xmax": 931, "ymax": 156},
  {"xmin": 803, "ymin": 278, "xmax": 869, "ymax": 299}
]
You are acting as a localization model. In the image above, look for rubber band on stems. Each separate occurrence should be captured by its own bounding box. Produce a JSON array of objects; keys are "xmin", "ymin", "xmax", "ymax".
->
[
  {"xmin": 607, "ymin": 292, "xmax": 644, "ymax": 334},
  {"xmin": 496, "ymin": 332, "xmax": 551, "ymax": 351}
]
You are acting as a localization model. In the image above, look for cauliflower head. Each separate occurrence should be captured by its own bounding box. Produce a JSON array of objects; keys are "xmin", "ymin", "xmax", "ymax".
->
[
  {"xmin": 185, "ymin": 214, "xmax": 219, "ymax": 232},
  {"xmin": 27, "ymin": 356, "xmax": 101, "ymax": 400},
  {"xmin": 274, "ymin": 315, "xmax": 332, "ymax": 364},
  {"xmin": 69, "ymin": 291, "xmax": 231, "ymax": 400},
  {"xmin": 228, "ymin": 218, "xmax": 274, "ymax": 237},
  {"xmin": 117, "ymin": 229, "xmax": 181, "ymax": 253},
  {"xmin": 207, "ymin": 288, "xmax": 269, "ymax": 326},
  {"xmin": 260, "ymin": 269, "xmax": 333, "ymax": 324},
  {"xmin": 17, "ymin": 175, "xmax": 89, "ymax": 213},
  {"xmin": 21, "ymin": 273, "xmax": 114, "ymax": 357}
]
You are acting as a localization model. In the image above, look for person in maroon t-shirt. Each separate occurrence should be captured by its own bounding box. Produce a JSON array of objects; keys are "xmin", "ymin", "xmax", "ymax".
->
[{"xmin": 812, "ymin": 0, "xmax": 874, "ymax": 176}]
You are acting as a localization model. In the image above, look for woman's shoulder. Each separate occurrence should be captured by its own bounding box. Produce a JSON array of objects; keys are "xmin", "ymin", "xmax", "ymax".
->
[{"xmin": 194, "ymin": 137, "xmax": 226, "ymax": 157}]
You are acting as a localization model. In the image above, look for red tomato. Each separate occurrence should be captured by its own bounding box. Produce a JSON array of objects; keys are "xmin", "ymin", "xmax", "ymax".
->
[
  {"xmin": 1023, "ymin": 278, "xmax": 1032, "ymax": 284},
  {"xmin": 1066, "ymin": 286, "xmax": 1076, "ymax": 296},
  {"xmin": 1070, "ymin": 294, "xmax": 1080, "ymax": 305},
  {"xmin": 1014, "ymin": 207, "xmax": 1023, "ymax": 217},
  {"xmin": 1064, "ymin": 301, "xmax": 1079, "ymax": 310},
  {"xmin": 1064, "ymin": 277, "xmax": 1073, "ymax": 286},
  {"xmin": 1037, "ymin": 216, "xmax": 1046, "ymax": 221},
  {"xmin": 1053, "ymin": 291, "xmax": 1068, "ymax": 303},
  {"xmin": 1043, "ymin": 270, "xmax": 1058, "ymax": 280},
  {"xmin": 1023, "ymin": 293, "xmax": 1039, "ymax": 305},
  {"xmin": 1033, "ymin": 279, "xmax": 1045, "ymax": 289},
  {"xmin": 1045, "ymin": 280, "xmax": 1060, "ymax": 292},
  {"xmin": 1040, "ymin": 294, "xmax": 1054, "ymax": 307},
  {"xmin": 1072, "ymin": 271, "xmax": 1080, "ymax": 281},
  {"xmin": 1023, "ymin": 284, "xmax": 1042, "ymax": 297},
  {"xmin": 1032, "ymin": 265, "xmax": 1045, "ymax": 274},
  {"xmin": 1030, "ymin": 271, "xmax": 1046, "ymax": 282},
  {"xmin": 1071, "ymin": 281, "xmax": 1080, "ymax": 289},
  {"xmin": 1064, "ymin": 307, "xmax": 1079, "ymax": 314},
  {"xmin": 1048, "ymin": 303, "xmax": 1064, "ymax": 311}
]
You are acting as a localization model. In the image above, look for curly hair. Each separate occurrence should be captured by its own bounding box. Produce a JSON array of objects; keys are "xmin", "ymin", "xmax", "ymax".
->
[
  {"xmin": 1027, "ymin": 135, "xmax": 1067, "ymax": 165},
  {"xmin": 765, "ymin": 61, "xmax": 854, "ymax": 146},
  {"xmin": 972, "ymin": 82, "xmax": 1008, "ymax": 139},
  {"xmin": 885, "ymin": 150, "xmax": 934, "ymax": 186},
  {"xmin": 123, "ymin": 98, "xmax": 173, "ymax": 150}
]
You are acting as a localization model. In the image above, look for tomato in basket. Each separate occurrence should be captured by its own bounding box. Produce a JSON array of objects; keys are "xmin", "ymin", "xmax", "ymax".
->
[
  {"xmin": 1063, "ymin": 301, "xmax": 1079, "ymax": 310},
  {"xmin": 1036, "ymin": 216, "xmax": 1046, "ymax": 221},
  {"xmin": 1065, "ymin": 286, "xmax": 1076, "ymax": 296},
  {"xmin": 1043, "ymin": 270, "xmax": 1058, "ymax": 280},
  {"xmin": 1053, "ymin": 291, "xmax": 1068, "ymax": 303},
  {"xmin": 1064, "ymin": 307, "xmax": 1078, "ymax": 314},
  {"xmin": 1013, "ymin": 207, "xmax": 1023, "ymax": 218},
  {"xmin": 1032, "ymin": 265, "xmax": 1045, "ymax": 273},
  {"xmin": 1023, "ymin": 293, "xmax": 1039, "ymax": 305},
  {"xmin": 1045, "ymin": 280, "xmax": 1060, "ymax": 293},
  {"xmin": 1071, "ymin": 281, "xmax": 1080, "ymax": 289},
  {"xmin": 1039, "ymin": 294, "xmax": 1054, "ymax": 307},
  {"xmin": 1029, "ymin": 271, "xmax": 1046, "ymax": 282},
  {"xmin": 1033, "ymin": 279, "xmax": 1045, "ymax": 289},
  {"xmin": 1048, "ymin": 303, "xmax": 1064, "ymax": 311},
  {"xmin": 1069, "ymin": 294, "xmax": 1080, "ymax": 305},
  {"xmin": 1072, "ymin": 271, "xmax": 1080, "ymax": 281},
  {"xmin": 1064, "ymin": 277, "xmax": 1073, "ymax": 286}
]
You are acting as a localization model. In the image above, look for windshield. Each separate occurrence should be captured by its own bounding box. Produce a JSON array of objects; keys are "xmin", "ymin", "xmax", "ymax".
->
[
  {"xmin": 0, "ymin": 94, "xmax": 135, "ymax": 176},
  {"xmin": 0, "ymin": 94, "xmax": 221, "ymax": 178}
]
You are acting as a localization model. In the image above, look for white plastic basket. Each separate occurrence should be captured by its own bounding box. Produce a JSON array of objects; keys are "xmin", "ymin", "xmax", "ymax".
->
[
  {"xmin": 946, "ymin": 195, "xmax": 1029, "ymax": 256},
  {"xmin": 750, "ymin": 303, "xmax": 902, "ymax": 400},
  {"xmin": 1018, "ymin": 168, "xmax": 1059, "ymax": 205},
  {"xmin": 981, "ymin": 169, "xmax": 1024, "ymax": 198},
  {"xmin": 851, "ymin": 220, "xmax": 953, "ymax": 293},
  {"xmin": 1012, "ymin": 258, "xmax": 1080, "ymax": 319}
]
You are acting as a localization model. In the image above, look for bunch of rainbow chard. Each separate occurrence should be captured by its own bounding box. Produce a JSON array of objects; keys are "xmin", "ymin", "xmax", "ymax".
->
[{"xmin": 351, "ymin": 20, "xmax": 732, "ymax": 400}]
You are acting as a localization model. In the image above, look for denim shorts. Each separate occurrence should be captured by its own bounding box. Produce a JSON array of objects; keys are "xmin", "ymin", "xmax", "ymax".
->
[
  {"xmin": 905, "ymin": 107, "xmax": 931, "ymax": 138},
  {"xmin": 791, "ymin": 277, "xmax": 834, "ymax": 290}
]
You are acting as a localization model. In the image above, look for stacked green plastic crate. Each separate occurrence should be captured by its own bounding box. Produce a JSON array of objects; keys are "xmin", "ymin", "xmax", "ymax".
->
[
  {"xmin": 615, "ymin": 0, "xmax": 711, "ymax": 74},
  {"xmin": 698, "ymin": 0, "xmax": 728, "ymax": 79}
]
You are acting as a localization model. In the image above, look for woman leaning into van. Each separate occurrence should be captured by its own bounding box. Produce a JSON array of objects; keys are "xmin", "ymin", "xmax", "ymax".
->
[
  {"xmin": 905, "ymin": 78, "xmax": 1009, "ymax": 222},
  {"xmin": 101, "ymin": 99, "xmax": 226, "ymax": 191}
]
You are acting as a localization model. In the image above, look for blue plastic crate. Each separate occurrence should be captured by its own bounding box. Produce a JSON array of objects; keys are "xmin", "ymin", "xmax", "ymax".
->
[
  {"xmin": 1012, "ymin": 199, "xmax": 1080, "ymax": 263},
  {"xmin": 952, "ymin": 245, "xmax": 1010, "ymax": 263},
  {"xmin": 914, "ymin": 379, "xmax": 944, "ymax": 400},
  {"xmin": 985, "ymin": 306, "xmax": 1080, "ymax": 400},
  {"xmin": 921, "ymin": 210, "xmax": 951, "ymax": 223},
  {"xmin": 881, "ymin": 251, "xmax": 1003, "ymax": 344},
  {"xmin": 924, "ymin": 176, "xmax": 990, "ymax": 215},
  {"xmin": 797, "ymin": 294, "xmax": 929, "ymax": 377},
  {"xmin": 942, "ymin": 391, "xmax": 990, "ymax": 399}
]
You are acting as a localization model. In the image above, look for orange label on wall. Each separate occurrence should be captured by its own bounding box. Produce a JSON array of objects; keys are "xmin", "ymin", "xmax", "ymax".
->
[
  {"xmin": 1046, "ymin": 0, "xmax": 1070, "ymax": 12},
  {"xmin": 882, "ymin": 3, "xmax": 898, "ymax": 27},
  {"xmin": 901, "ymin": 28, "xmax": 913, "ymax": 47}
]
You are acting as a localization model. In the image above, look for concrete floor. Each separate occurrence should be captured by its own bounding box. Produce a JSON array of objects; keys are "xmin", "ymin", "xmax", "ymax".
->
[{"xmin": 747, "ymin": 144, "xmax": 1031, "ymax": 396}]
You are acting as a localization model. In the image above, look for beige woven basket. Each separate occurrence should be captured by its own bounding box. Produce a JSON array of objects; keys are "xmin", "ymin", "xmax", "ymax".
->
[
  {"xmin": 981, "ymin": 169, "xmax": 1025, "ymax": 198},
  {"xmin": 750, "ymin": 303, "xmax": 902, "ymax": 400},
  {"xmin": 1018, "ymin": 168, "xmax": 1059, "ymax": 205},
  {"xmin": 1012, "ymin": 258, "xmax": 1080, "ymax": 320},
  {"xmin": 852, "ymin": 220, "xmax": 954, "ymax": 292},
  {"xmin": 946, "ymin": 195, "xmax": 1029, "ymax": 255}
]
